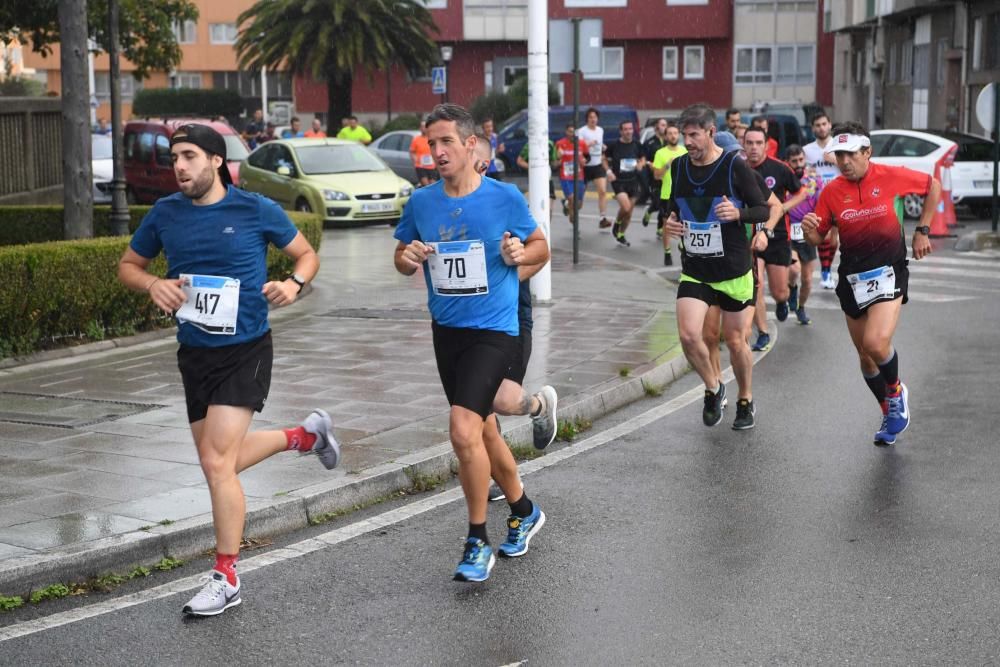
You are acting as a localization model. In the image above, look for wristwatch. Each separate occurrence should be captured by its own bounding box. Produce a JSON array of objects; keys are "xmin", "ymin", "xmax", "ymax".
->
[
  {"xmin": 762, "ymin": 227, "xmax": 775, "ymax": 239},
  {"xmin": 914, "ymin": 225, "xmax": 931, "ymax": 236},
  {"xmin": 288, "ymin": 273, "xmax": 306, "ymax": 293}
]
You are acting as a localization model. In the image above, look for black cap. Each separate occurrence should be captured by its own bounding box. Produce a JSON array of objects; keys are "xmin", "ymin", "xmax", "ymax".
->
[{"xmin": 170, "ymin": 123, "xmax": 233, "ymax": 186}]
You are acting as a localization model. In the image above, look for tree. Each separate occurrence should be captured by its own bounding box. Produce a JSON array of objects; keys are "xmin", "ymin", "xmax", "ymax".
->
[
  {"xmin": 235, "ymin": 0, "xmax": 440, "ymax": 127},
  {"xmin": 0, "ymin": 0, "xmax": 198, "ymax": 238}
]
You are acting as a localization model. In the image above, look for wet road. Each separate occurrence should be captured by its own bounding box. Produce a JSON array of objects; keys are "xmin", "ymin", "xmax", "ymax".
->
[{"xmin": 2, "ymin": 227, "xmax": 1000, "ymax": 665}]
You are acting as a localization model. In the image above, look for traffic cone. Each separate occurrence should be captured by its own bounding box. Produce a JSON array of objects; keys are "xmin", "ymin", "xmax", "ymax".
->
[
  {"xmin": 942, "ymin": 165, "xmax": 960, "ymax": 229},
  {"xmin": 929, "ymin": 163, "xmax": 957, "ymax": 238}
]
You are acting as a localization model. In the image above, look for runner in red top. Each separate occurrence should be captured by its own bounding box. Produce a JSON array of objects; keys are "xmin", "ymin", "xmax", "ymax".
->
[
  {"xmin": 801, "ymin": 121, "xmax": 940, "ymax": 447},
  {"xmin": 555, "ymin": 123, "xmax": 588, "ymax": 219}
]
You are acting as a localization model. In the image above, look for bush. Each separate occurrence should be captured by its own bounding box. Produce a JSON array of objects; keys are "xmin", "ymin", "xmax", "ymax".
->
[
  {"xmin": 0, "ymin": 206, "xmax": 149, "ymax": 247},
  {"xmin": 506, "ymin": 75, "xmax": 560, "ymax": 112},
  {"xmin": 470, "ymin": 91, "xmax": 517, "ymax": 127},
  {"xmin": 0, "ymin": 211, "xmax": 322, "ymax": 359},
  {"xmin": 132, "ymin": 88, "xmax": 243, "ymax": 119},
  {"xmin": 372, "ymin": 114, "xmax": 422, "ymax": 140}
]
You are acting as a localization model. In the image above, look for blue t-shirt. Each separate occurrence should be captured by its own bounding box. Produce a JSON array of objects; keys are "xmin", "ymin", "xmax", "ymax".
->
[
  {"xmin": 130, "ymin": 186, "xmax": 299, "ymax": 348},
  {"xmin": 394, "ymin": 178, "xmax": 538, "ymax": 336}
]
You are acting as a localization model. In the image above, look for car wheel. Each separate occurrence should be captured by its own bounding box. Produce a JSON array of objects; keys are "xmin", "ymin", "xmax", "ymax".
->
[
  {"xmin": 903, "ymin": 194, "xmax": 924, "ymax": 219},
  {"xmin": 295, "ymin": 198, "xmax": 312, "ymax": 213}
]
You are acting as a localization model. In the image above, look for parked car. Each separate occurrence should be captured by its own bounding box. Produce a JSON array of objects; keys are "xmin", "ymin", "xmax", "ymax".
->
[
  {"xmin": 239, "ymin": 138, "xmax": 413, "ymax": 226},
  {"xmin": 370, "ymin": 130, "xmax": 420, "ymax": 183},
  {"xmin": 123, "ymin": 118, "xmax": 250, "ymax": 203},
  {"xmin": 497, "ymin": 105, "xmax": 640, "ymax": 172},
  {"xmin": 91, "ymin": 134, "xmax": 113, "ymax": 204},
  {"xmin": 870, "ymin": 129, "xmax": 995, "ymax": 219}
]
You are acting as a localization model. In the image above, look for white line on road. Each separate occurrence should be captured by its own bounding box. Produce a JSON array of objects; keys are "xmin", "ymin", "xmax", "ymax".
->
[{"xmin": 0, "ymin": 357, "xmax": 768, "ymax": 643}]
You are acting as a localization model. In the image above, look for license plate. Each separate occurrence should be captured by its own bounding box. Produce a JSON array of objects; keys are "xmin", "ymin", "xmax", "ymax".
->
[
  {"xmin": 974, "ymin": 180, "xmax": 993, "ymax": 189},
  {"xmin": 361, "ymin": 201, "xmax": 395, "ymax": 213}
]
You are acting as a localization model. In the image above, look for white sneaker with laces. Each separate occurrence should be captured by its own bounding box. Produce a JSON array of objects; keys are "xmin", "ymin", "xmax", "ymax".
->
[
  {"xmin": 302, "ymin": 409, "xmax": 341, "ymax": 470},
  {"xmin": 182, "ymin": 571, "xmax": 241, "ymax": 616},
  {"xmin": 531, "ymin": 385, "xmax": 558, "ymax": 450}
]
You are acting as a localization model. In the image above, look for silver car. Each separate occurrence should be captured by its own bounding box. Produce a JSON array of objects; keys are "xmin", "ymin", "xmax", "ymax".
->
[
  {"xmin": 370, "ymin": 130, "xmax": 420, "ymax": 184},
  {"xmin": 92, "ymin": 134, "xmax": 114, "ymax": 204}
]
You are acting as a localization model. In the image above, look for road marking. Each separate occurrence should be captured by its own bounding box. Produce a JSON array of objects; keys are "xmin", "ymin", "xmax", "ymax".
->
[{"xmin": 0, "ymin": 354, "xmax": 771, "ymax": 643}]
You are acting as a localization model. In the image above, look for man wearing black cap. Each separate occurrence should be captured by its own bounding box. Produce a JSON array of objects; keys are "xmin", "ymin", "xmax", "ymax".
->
[{"xmin": 117, "ymin": 123, "xmax": 340, "ymax": 616}]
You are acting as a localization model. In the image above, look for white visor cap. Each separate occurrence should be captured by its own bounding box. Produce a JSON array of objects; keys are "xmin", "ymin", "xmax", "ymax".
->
[{"xmin": 830, "ymin": 133, "xmax": 872, "ymax": 152}]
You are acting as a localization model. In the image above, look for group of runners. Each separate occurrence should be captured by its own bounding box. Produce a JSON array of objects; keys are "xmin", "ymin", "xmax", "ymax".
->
[{"xmin": 115, "ymin": 96, "xmax": 940, "ymax": 615}]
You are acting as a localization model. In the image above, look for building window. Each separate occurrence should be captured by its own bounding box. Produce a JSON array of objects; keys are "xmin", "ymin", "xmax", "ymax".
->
[
  {"xmin": 900, "ymin": 39, "xmax": 912, "ymax": 83},
  {"xmin": 173, "ymin": 19, "xmax": 197, "ymax": 44},
  {"xmin": 683, "ymin": 45, "xmax": 704, "ymax": 79},
  {"xmin": 775, "ymin": 44, "xmax": 813, "ymax": 83},
  {"xmin": 212, "ymin": 70, "xmax": 293, "ymax": 97},
  {"xmin": 662, "ymin": 46, "xmax": 678, "ymax": 79},
  {"xmin": 935, "ymin": 39, "xmax": 948, "ymax": 86},
  {"xmin": 94, "ymin": 72, "xmax": 141, "ymax": 100},
  {"xmin": 209, "ymin": 23, "xmax": 238, "ymax": 45},
  {"xmin": 584, "ymin": 46, "xmax": 624, "ymax": 80},
  {"xmin": 565, "ymin": 0, "xmax": 626, "ymax": 6},
  {"xmin": 174, "ymin": 72, "xmax": 202, "ymax": 89},
  {"xmin": 734, "ymin": 0, "xmax": 816, "ymax": 10},
  {"xmin": 420, "ymin": 0, "xmax": 447, "ymax": 7},
  {"xmin": 735, "ymin": 45, "xmax": 772, "ymax": 84}
]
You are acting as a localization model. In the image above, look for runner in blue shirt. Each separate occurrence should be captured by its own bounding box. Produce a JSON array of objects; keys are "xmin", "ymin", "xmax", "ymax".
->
[
  {"xmin": 394, "ymin": 104, "xmax": 550, "ymax": 582},
  {"xmin": 118, "ymin": 124, "xmax": 338, "ymax": 617}
]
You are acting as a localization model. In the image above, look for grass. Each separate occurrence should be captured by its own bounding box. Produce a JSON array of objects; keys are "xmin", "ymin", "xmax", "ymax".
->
[
  {"xmin": 29, "ymin": 583, "xmax": 71, "ymax": 604},
  {"xmin": 154, "ymin": 556, "xmax": 184, "ymax": 572},
  {"xmin": 619, "ymin": 367, "xmax": 631, "ymax": 377},
  {"xmin": 642, "ymin": 379, "xmax": 664, "ymax": 397},
  {"xmin": 0, "ymin": 595, "xmax": 24, "ymax": 611},
  {"xmin": 556, "ymin": 417, "xmax": 593, "ymax": 442},
  {"xmin": 310, "ymin": 468, "xmax": 457, "ymax": 526},
  {"xmin": 509, "ymin": 444, "xmax": 545, "ymax": 461}
]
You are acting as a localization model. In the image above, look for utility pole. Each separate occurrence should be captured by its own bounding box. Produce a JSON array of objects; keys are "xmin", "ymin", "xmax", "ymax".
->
[
  {"xmin": 58, "ymin": 0, "xmax": 94, "ymax": 239},
  {"xmin": 108, "ymin": 0, "xmax": 130, "ymax": 235},
  {"xmin": 528, "ymin": 0, "xmax": 550, "ymax": 300}
]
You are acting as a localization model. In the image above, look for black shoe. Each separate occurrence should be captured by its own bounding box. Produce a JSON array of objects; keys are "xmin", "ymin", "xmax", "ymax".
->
[
  {"xmin": 732, "ymin": 399, "xmax": 756, "ymax": 430},
  {"xmin": 663, "ymin": 250, "xmax": 673, "ymax": 266},
  {"xmin": 612, "ymin": 220, "xmax": 620, "ymax": 238},
  {"xmin": 702, "ymin": 383, "xmax": 727, "ymax": 427},
  {"xmin": 776, "ymin": 301, "xmax": 789, "ymax": 322}
]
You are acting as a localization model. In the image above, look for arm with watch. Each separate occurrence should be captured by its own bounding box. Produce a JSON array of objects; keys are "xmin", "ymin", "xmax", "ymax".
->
[
  {"xmin": 262, "ymin": 231, "xmax": 320, "ymax": 307},
  {"xmin": 910, "ymin": 176, "xmax": 941, "ymax": 261}
]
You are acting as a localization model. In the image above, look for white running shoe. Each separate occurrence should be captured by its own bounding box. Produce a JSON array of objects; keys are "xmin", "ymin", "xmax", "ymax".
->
[
  {"xmin": 531, "ymin": 385, "xmax": 558, "ymax": 450},
  {"xmin": 303, "ymin": 409, "xmax": 341, "ymax": 470},
  {"xmin": 182, "ymin": 571, "xmax": 241, "ymax": 616}
]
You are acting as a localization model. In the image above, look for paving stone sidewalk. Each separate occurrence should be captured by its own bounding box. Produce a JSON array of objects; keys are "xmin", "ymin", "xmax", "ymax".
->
[{"xmin": 0, "ymin": 228, "xmax": 683, "ymax": 592}]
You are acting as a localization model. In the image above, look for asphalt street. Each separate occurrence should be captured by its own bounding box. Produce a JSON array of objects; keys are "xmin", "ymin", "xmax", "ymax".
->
[{"xmin": 2, "ymin": 209, "xmax": 1000, "ymax": 665}]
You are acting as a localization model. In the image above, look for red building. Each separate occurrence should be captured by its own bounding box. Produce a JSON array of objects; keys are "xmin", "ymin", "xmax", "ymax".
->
[{"xmin": 296, "ymin": 1, "xmax": 832, "ymax": 123}]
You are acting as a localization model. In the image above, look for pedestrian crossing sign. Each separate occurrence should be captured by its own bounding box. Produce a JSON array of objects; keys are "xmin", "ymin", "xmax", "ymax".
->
[{"xmin": 432, "ymin": 67, "xmax": 447, "ymax": 95}]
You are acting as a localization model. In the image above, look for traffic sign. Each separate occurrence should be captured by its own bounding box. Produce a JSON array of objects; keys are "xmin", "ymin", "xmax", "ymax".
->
[
  {"xmin": 976, "ymin": 83, "xmax": 997, "ymax": 133},
  {"xmin": 431, "ymin": 67, "xmax": 447, "ymax": 95}
]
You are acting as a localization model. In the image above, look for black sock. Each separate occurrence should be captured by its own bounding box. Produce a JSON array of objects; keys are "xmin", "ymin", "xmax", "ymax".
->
[
  {"xmin": 863, "ymin": 371, "xmax": 887, "ymax": 405},
  {"xmin": 878, "ymin": 349, "xmax": 899, "ymax": 389},
  {"xmin": 468, "ymin": 522, "xmax": 488, "ymax": 544},
  {"xmin": 508, "ymin": 493, "xmax": 533, "ymax": 518}
]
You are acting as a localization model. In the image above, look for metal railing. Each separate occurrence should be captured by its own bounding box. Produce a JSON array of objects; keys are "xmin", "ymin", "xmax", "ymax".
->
[{"xmin": 0, "ymin": 97, "xmax": 62, "ymax": 199}]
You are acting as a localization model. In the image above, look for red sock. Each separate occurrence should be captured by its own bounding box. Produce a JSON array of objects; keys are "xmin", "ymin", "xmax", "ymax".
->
[
  {"xmin": 214, "ymin": 552, "xmax": 239, "ymax": 586},
  {"xmin": 283, "ymin": 426, "xmax": 317, "ymax": 452},
  {"xmin": 886, "ymin": 381, "xmax": 901, "ymax": 397}
]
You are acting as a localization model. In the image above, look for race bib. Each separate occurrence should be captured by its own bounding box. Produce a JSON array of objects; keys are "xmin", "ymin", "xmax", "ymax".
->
[
  {"xmin": 561, "ymin": 162, "xmax": 576, "ymax": 180},
  {"xmin": 683, "ymin": 221, "xmax": 724, "ymax": 257},
  {"xmin": 427, "ymin": 241, "xmax": 488, "ymax": 296},
  {"xmin": 175, "ymin": 274, "xmax": 239, "ymax": 335},
  {"xmin": 419, "ymin": 154, "xmax": 434, "ymax": 167},
  {"xmin": 790, "ymin": 221, "xmax": 804, "ymax": 241},
  {"xmin": 619, "ymin": 158, "xmax": 638, "ymax": 173},
  {"xmin": 847, "ymin": 265, "xmax": 896, "ymax": 309}
]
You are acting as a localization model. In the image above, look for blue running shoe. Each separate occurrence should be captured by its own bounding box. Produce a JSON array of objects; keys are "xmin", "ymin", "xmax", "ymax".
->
[
  {"xmin": 795, "ymin": 307, "xmax": 812, "ymax": 325},
  {"xmin": 874, "ymin": 414, "xmax": 896, "ymax": 446},
  {"xmin": 453, "ymin": 538, "xmax": 495, "ymax": 582},
  {"xmin": 775, "ymin": 301, "xmax": 789, "ymax": 322},
  {"xmin": 788, "ymin": 284, "xmax": 799, "ymax": 312},
  {"xmin": 498, "ymin": 504, "xmax": 546, "ymax": 558},
  {"xmin": 884, "ymin": 382, "xmax": 910, "ymax": 436},
  {"xmin": 751, "ymin": 332, "xmax": 771, "ymax": 352}
]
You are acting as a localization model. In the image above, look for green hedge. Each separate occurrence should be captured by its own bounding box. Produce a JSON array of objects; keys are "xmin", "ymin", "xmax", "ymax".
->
[
  {"xmin": 132, "ymin": 88, "xmax": 243, "ymax": 119},
  {"xmin": 0, "ymin": 212, "xmax": 322, "ymax": 359},
  {"xmin": 0, "ymin": 207, "xmax": 148, "ymax": 246}
]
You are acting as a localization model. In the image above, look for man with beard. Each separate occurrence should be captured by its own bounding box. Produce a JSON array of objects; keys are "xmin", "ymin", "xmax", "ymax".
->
[
  {"xmin": 118, "ymin": 124, "xmax": 338, "ymax": 616},
  {"xmin": 652, "ymin": 122, "xmax": 688, "ymax": 265},
  {"xmin": 803, "ymin": 111, "xmax": 840, "ymax": 289},
  {"xmin": 784, "ymin": 144, "xmax": 823, "ymax": 325},
  {"xmin": 603, "ymin": 120, "xmax": 646, "ymax": 247},
  {"xmin": 743, "ymin": 126, "xmax": 807, "ymax": 352}
]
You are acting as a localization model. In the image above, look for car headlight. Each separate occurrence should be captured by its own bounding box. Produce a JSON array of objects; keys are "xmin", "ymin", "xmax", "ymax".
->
[
  {"xmin": 399, "ymin": 185, "xmax": 413, "ymax": 197},
  {"xmin": 322, "ymin": 189, "xmax": 349, "ymax": 201}
]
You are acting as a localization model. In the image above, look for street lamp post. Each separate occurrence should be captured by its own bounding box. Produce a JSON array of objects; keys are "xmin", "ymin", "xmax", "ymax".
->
[
  {"xmin": 108, "ymin": 0, "xmax": 130, "ymax": 235},
  {"xmin": 440, "ymin": 45, "xmax": 453, "ymax": 104}
]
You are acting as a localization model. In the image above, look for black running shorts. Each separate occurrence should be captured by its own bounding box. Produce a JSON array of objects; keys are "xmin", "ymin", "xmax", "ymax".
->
[
  {"xmin": 432, "ymin": 323, "xmax": 519, "ymax": 420},
  {"xmin": 792, "ymin": 240, "xmax": 818, "ymax": 263},
  {"xmin": 584, "ymin": 165, "xmax": 606, "ymax": 182},
  {"xmin": 503, "ymin": 328, "xmax": 533, "ymax": 385},
  {"xmin": 611, "ymin": 179, "xmax": 640, "ymax": 198},
  {"xmin": 837, "ymin": 259, "xmax": 909, "ymax": 320},
  {"xmin": 177, "ymin": 331, "xmax": 273, "ymax": 423},
  {"xmin": 677, "ymin": 280, "xmax": 754, "ymax": 313},
  {"xmin": 757, "ymin": 239, "xmax": 792, "ymax": 267}
]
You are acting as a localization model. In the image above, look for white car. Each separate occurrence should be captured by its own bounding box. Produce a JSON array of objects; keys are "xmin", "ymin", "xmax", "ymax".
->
[
  {"xmin": 92, "ymin": 134, "xmax": 114, "ymax": 204},
  {"xmin": 870, "ymin": 129, "xmax": 995, "ymax": 219}
]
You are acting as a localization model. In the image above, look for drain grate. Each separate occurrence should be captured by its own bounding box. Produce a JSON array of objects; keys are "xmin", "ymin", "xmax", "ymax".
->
[
  {"xmin": 316, "ymin": 308, "xmax": 430, "ymax": 321},
  {"xmin": 0, "ymin": 391, "xmax": 165, "ymax": 428}
]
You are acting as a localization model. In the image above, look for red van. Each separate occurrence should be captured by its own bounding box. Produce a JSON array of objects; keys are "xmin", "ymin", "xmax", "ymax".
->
[{"xmin": 123, "ymin": 119, "xmax": 249, "ymax": 203}]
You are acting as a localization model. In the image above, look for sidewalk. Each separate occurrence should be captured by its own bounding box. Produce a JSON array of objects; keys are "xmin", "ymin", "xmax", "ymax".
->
[{"xmin": 0, "ymin": 227, "xmax": 685, "ymax": 593}]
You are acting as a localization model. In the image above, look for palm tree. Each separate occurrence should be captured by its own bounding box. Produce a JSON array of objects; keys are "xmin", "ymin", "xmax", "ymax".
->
[{"xmin": 235, "ymin": 0, "xmax": 440, "ymax": 125}]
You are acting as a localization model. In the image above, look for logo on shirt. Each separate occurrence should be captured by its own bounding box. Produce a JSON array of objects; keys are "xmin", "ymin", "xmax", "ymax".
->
[
  {"xmin": 765, "ymin": 176, "xmax": 776, "ymax": 189},
  {"xmin": 871, "ymin": 187, "xmax": 881, "ymax": 197},
  {"xmin": 843, "ymin": 196, "xmax": 853, "ymax": 203},
  {"xmin": 840, "ymin": 204, "xmax": 889, "ymax": 221},
  {"xmin": 222, "ymin": 226, "xmax": 235, "ymax": 234},
  {"xmin": 451, "ymin": 208, "xmax": 463, "ymax": 218}
]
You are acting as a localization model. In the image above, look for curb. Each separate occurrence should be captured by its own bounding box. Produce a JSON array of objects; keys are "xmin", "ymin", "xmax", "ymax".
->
[
  {"xmin": 0, "ymin": 343, "xmax": 689, "ymax": 595},
  {"xmin": 955, "ymin": 230, "xmax": 1000, "ymax": 252}
]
